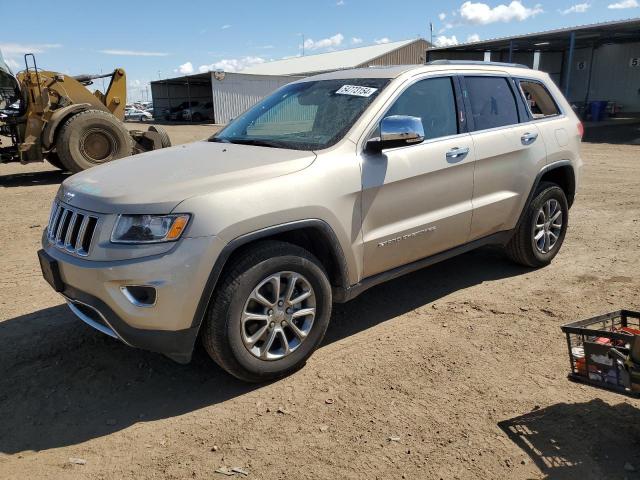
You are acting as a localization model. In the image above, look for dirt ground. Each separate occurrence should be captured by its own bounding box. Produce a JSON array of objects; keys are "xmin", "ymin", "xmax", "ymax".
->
[{"xmin": 0, "ymin": 124, "xmax": 639, "ymax": 480}]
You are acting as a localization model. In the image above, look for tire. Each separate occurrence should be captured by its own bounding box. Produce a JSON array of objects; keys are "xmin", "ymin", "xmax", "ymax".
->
[
  {"xmin": 56, "ymin": 109, "xmax": 132, "ymax": 173},
  {"xmin": 46, "ymin": 151, "xmax": 65, "ymax": 170},
  {"xmin": 147, "ymin": 125, "xmax": 171, "ymax": 148},
  {"xmin": 505, "ymin": 181, "xmax": 569, "ymax": 267},
  {"xmin": 201, "ymin": 241, "xmax": 332, "ymax": 382},
  {"xmin": 139, "ymin": 115, "xmax": 146, "ymax": 122}
]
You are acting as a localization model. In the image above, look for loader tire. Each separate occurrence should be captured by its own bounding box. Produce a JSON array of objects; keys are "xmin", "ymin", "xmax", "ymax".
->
[
  {"xmin": 56, "ymin": 109, "xmax": 133, "ymax": 173},
  {"xmin": 147, "ymin": 125, "xmax": 171, "ymax": 148},
  {"xmin": 46, "ymin": 151, "xmax": 65, "ymax": 170}
]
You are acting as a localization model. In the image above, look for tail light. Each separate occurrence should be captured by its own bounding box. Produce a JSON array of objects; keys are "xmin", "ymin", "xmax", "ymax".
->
[{"xmin": 577, "ymin": 122, "xmax": 584, "ymax": 138}]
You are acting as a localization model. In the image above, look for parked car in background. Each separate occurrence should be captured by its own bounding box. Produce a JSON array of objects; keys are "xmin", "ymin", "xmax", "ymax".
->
[
  {"xmin": 183, "ymin": 101, "xmax": 214, "ymax": 122},
  {"xmin": 39, "ymin": 62, "xmax": 582, "ymax": 382},
  {"xmin": 164, "ymin": 101, "xmax": 199, "ymax": 121},
  {"xmin": 124, "ymin": 108, "xmax": 152, "ymax": 122}
]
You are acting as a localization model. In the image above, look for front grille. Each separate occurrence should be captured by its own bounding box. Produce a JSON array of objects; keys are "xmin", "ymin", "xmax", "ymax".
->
[{"xmin": 47, "ymin": 201, "xmax": 99, "ymax": 257}]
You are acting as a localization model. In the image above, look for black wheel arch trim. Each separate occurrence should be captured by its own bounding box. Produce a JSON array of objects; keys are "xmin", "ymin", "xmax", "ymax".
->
[
  {"xmin": 512, "ymin": 160, "xmax": 575, "ymax": 237},
  {"xmin": 190, "ymin": 219, "xmax": 351, "ymax": 330}
]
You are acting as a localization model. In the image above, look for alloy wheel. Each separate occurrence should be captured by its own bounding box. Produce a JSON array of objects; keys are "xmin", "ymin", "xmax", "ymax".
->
[
  {"xmin": 241, "ymin": 271, "xmax": 316, "ymax": 360},
  {"xmin": 533, "ymin": 198, "xmax": 563, "ymax": 254}
]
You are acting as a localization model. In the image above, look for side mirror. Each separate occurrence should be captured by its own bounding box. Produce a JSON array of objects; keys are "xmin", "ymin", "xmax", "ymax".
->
[{"xmin": 366, "ymin": 115, "xmax": 425, "ymax": 152}]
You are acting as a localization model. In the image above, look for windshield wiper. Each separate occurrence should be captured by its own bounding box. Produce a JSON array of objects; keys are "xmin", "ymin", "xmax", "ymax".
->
[
  {"xmin": 208, "ymin": 137, "xmax": 231, "ymax": 143},
  {"xmin": 227, "ymin": 138, "xmax": 288, "ymax": 148}
]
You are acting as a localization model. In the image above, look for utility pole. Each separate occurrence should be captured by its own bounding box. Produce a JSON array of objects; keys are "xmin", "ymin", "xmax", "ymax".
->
[{"xmin": 429, "ymin": 22, "xmax": 433, "ymax": 45}]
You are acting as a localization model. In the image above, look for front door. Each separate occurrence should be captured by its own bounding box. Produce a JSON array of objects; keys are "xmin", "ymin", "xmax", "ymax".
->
[{"xmin": 360, "ymin": 75, "xmax": 475, "ymax": 278}]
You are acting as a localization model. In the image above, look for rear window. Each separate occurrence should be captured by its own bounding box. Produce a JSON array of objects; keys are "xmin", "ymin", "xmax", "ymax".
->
[
  {"xmin": 519, "ymin": 80, "xmax": 560, "ymax": 119},
  {"xmin": 464, "ymin": 76, "xmax": 519, "ymax": 131}
]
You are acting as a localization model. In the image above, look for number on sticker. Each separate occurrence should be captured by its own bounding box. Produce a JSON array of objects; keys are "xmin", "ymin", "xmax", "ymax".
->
[{"xmin": 336, "ymin": 85, "xmax": 378, "ymax": 97}]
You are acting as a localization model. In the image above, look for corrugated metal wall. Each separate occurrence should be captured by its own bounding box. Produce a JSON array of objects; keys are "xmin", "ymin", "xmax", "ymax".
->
[
  {"xmin": 360, "ymin": 39, "xmax": 429, "ymax": 67},
  {"xmin": 568, "ymin": 42, "xmax": 640, "ymax": 111},
  {"xmin": 211, "ymin": 73, "xmax": 301, "ymax": 124}
]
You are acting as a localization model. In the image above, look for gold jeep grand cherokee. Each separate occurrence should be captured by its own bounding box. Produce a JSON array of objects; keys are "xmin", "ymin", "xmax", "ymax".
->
[{"xmin": 39, "ymin": 61, "xmax": 583, "ymax": 382}]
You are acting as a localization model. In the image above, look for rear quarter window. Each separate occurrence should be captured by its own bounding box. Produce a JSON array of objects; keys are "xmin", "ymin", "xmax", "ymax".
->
[{"xmin": 518, "ymin": 80, "xmax": 561, "ymax": 119}]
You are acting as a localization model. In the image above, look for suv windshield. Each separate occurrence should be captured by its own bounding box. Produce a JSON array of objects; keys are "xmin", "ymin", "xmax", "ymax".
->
[{"xmin": 210, "ymin": 78, "xmax": 389, "ymax": 151}]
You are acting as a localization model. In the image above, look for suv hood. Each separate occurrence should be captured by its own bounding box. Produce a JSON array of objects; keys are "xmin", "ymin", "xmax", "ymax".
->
[{"xmin": 59, "ymin": 141, "xmax": 316, "ymax": 214}]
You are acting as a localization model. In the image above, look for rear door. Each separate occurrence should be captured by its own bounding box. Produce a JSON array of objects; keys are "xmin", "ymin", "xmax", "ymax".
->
[
  {"xmin": 360, "ymin": 75, "xmax": 475, "ymax": 277},
  {"xmin": 461, "ymin": 74, "xmax": 547, "ymax": 240}
]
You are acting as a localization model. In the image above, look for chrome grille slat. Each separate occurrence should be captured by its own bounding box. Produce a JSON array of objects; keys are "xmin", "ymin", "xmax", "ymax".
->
[
  {"xmin": 75, "ymin": 215, "xmax": 90, "ymax": 252},
  {"xmin": 64, "ymin": 212, "xmax": 78, "ymax": 250},
  {"xmin": 46, "ymin": 200, "xmax": 100, "ymax": 257},
  {"xmin": 49, "ymin": 205, "xmax": 63, "ymax": 241},
  {"xmin": 55, "ymin": 209, "xmax": 69, "ymax": 244}
]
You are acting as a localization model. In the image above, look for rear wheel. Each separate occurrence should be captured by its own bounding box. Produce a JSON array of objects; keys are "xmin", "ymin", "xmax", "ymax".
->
[
  {"xmin": 56, "ymin": 109, "xmax": 132, "ymax": 172},
  {"xmin": 201, "ymin": 241, "xmax": 332, "ymax": 382},
  {"xmin": 505, "ymin": 182, "xmax": 569, "ymax": 267}
]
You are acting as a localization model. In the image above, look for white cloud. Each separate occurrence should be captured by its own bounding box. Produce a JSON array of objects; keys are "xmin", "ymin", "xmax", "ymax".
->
[
  {"xmin": 560, "ymin": 2, "xmax": 590, "ymax": 13},
  {"xmin": 337, "ymin": 0, "xmax": 345, "ymax": 5},
  {"xmin": 467, "ymin": 33, "xmax": 481, "ymax": 42},
  {"xmin": 438, "ymin": 22, "xmax": 455, "ymax": 33},
  {"xmin": 434, "ymin": 35, "xmax": 459, "ymax": 47},
  {"xmin": 608, "ymin": 0, "xmax": 638, "ymax": 8},
  {"xmin": 438, "ymin": 12, "xmax": 447, "ymax": 20},
  {"xmin": 303, "ymin": 33, "xmax": 344, "ymax": 51},
  {"xmin": 198, "ymin": 56, "xmax": 265, "ymax": 73},
  {"xmin": 0, "ymin": 43, "xmax": 61, "ymax": 55},
  {"xmin": 374, "ymin": 37, "xmax": 391, "ymax": 44},
  {"xmin": 459, "ymin": 1, "xmax": 543, "ymax": 24},
  {"xmin": 175, "ymin": 61, "xmax": 194, "ymax": 75},
  {"xmin": 99, "ymin": 49, "xmax": 169, "ymax": 56},
  {"xmin": 351, "ymin": 37, "xmax": 363, "ymax": 45},
  {"xmin": 221, "ymin": 24, "xmax": 232, "ymax": 29}
]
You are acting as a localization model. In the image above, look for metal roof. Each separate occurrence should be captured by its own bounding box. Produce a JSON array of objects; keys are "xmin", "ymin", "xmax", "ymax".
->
[
  {"xmin": 429, "ymin": 17, "xmax": 640, "ymax": 52},
  {"xmin": 241, "ymin": 39, "xmax": 423, "ymax": 76}
]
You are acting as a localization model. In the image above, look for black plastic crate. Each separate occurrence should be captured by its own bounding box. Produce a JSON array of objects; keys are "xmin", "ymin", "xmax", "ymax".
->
[{"xmin": 561, "ymin": 310, "xmax": 640, "ymax": 396}]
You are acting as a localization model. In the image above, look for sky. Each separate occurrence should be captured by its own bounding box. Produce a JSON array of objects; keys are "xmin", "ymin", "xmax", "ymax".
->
[{"xmin": 1, "ymin": 0, "xmax": 638, "ymax": 100}]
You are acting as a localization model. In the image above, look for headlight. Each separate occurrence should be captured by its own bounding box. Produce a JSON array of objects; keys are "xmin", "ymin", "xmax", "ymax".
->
[{"xmin": 111, "ymin": 214, "xmax": 190, "ymax": 244}]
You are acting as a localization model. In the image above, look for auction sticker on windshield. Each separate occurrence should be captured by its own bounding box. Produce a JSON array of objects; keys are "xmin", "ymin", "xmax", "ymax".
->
[{"xmin": 336, "ymin": 85, "xmax": 378, "ymax": 97}]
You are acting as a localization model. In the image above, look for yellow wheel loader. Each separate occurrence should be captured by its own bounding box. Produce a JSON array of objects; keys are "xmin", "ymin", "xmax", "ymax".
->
[{"xmin": 0, "ymin": 53, "xmax": 170, "ymax": 172}]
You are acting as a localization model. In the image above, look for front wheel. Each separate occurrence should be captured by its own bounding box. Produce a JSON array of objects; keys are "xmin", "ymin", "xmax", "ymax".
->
[
  {"xmin": 505, "ymin": 182, "xmax": 569, "ymax": 267},
  {"xmin": 201, "ymin": 241, "xmax": 332, "ymax": 382}
]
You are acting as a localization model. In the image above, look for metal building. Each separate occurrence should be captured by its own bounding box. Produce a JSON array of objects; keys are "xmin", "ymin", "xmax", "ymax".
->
[
  {"xmin": 427, "ymin": 18, "xmax": 640, "ymax": 115},
  {"xmin": 151, "ymin": 38, "xmax": 429, "ymax": 124}
]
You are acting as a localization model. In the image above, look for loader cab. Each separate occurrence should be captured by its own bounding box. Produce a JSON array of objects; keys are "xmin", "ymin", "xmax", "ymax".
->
[{"xmin": 0, "ymin": 52, "xmax": 21, "ymax": 112}]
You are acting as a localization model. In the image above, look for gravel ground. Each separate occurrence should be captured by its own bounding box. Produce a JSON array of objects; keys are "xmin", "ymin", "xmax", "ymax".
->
[{"xmin": 0, "ymin": 124, "xmax": 638, "ymax": 480}]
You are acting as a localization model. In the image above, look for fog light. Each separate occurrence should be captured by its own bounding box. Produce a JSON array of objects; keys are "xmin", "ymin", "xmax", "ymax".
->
[{"xmin": 120, "ymin": 285, "xmax": 157, "ymax": 307}]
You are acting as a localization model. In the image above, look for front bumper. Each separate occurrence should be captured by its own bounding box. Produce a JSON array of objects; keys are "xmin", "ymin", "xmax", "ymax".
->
[{"xmin": 40, "ymin": 234, "xmax": 225, "ymax": 362}]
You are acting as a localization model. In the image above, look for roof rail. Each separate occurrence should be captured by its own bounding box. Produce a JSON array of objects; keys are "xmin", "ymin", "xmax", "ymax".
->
[{"xmin": 426, "ymin": 60, "xmax": 530, "ymax": 69}]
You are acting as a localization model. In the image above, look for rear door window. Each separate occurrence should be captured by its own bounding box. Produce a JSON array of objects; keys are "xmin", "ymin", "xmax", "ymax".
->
[
  {"xmin": 518, "ymin": 80, "xmax": 560, "ymax": 119},
  {"xmin": 385, "ymin": 76, "xmax": 458, "ymax": 140},
  {"xmin": 464, "ymin": 76, "xmax": 519, "ymax": 131}
]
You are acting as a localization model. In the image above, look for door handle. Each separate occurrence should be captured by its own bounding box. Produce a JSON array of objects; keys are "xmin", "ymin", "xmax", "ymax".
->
[
  {"xmin": 445, "ymin": 147, "xmax": 470, "ymax": 161},
  {"xmin": 521, "ymin": 132, "xmax": 539, "ymax": 145}
]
